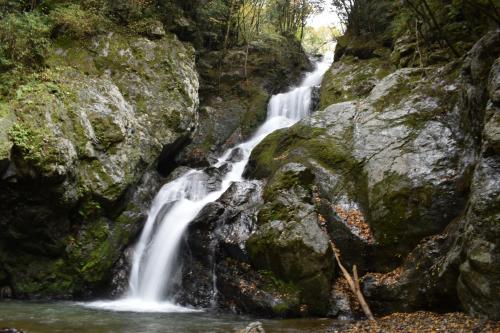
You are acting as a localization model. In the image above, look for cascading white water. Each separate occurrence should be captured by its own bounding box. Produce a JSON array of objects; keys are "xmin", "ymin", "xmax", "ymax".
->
[{"xmin": 84, "ymin": 52, "xmax": 333, "ymax": 313}]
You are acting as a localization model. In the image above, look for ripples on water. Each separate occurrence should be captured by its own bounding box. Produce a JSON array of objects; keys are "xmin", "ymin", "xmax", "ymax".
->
[{"xmin": 0, "ymin": 301, "xmax": 334, "ymax": 333}]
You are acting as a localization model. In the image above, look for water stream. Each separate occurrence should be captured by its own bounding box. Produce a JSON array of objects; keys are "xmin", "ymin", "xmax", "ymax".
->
[{"xmin": 85, "ymin": 53, "xmax": 333, "ymax": 313}]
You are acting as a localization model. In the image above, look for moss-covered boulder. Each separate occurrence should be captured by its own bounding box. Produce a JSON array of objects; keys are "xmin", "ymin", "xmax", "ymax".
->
[
  {"xmin": 0, "ymin": 19, "xmax": 198, "ymax": 298},
  {"xmin": 246, "ymin": 163, "xmax": 334, "ymax": 316},
  {"xmin": 318, "ymin": 54, "xmax": 394, "ymax": 110}
]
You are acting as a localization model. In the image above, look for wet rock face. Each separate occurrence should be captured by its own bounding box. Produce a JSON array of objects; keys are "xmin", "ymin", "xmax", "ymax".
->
[
  {"xmin": 176, "ymin": 180, "xmax": 265, "ymax": 309},
  {"xmin": 0, "ymin": 29, "xmax": 199, "ymax": 298},
  {"xmin": 457, "ymin": 38, "xmax": 500, "ymax": 319},
  {"xmin": 177, "ymin": 163, "xmax": 334, "ymax": 317}
]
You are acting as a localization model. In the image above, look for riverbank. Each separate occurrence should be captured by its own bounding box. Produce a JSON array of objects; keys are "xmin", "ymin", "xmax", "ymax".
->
[{"xmin": 328, "ymin": 312, "xmax": 500, "ymax": 333}]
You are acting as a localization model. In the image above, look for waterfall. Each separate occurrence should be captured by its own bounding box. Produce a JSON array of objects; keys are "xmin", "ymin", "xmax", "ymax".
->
[{"xmin": 84, "ymin": 52, "xmax": 333, "ymax": 313}]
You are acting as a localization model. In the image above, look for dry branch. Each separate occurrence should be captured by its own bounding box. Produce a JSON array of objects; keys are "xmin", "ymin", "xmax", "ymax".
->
[{"xmin": 331, "ymin": 243, "xmax": 375, "ymax": 321}]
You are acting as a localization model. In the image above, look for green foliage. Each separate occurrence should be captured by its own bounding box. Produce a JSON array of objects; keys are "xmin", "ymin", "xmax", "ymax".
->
[
  {"xmin": 195, "ymin": 0, "xmax": 233, "ymax": 48},
  {"xmin": 193, "ymin": 0, "xmax": 325, "ymax": 50},
  {"xmin": 0, "ymin": 11, "xmax": 51, "ymax": 69},
  {"xmin": 269, "ymin": 0, "xmax": 323, "ymax": 37},
  {"xmin": 392, "ymin": 0, "xmax": 499, "ymax": 58},
  {"xmin": 302, "ymin": 25, "xmax": 339, "ymax": 54},
  {"xmin": 0, "ymin": 0, "xmax": 37, "ymax": 14},
  {"xmin": 7, "ymin": 119, "xmax": 65, "ymax": 177},
  {"xmin": 8, "ymin": 123, "xmax": 42, "ymax": 161},
  {"xmin": 332, "ymin": 0, "xmax": 394, "ymax": 37}
]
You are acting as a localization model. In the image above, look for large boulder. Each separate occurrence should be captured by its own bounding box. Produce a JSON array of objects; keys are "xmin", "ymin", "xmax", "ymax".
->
[
  {"xmin": 177, "ymin": 163, "xmax": 334, "ymax": 317},
  {"xmin": 0, "ymin": 27, "xmax": 199, "ymax": 298},
  {"xmin": 246, "ymin": 163, "xmax": 334, "ymax": 315}
]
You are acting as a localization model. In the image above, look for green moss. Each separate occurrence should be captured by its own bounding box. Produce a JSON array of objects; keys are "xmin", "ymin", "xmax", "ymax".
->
[
  {"xmin": 81, "ymin": 159, "xmax": 124, "ymax": 200},
  {"xmin": 66, "ymin": 216, "xmax": 110, "ymax": 282},
  {"xmin": 248, "ymin": 124, "xmax": 324, "ymax": 179},
  {"xmin": 306, "ymin": 138, "xmax": 357, "ymax": 171},
  {"xmin": 46, "ymin": 38, "xmax": 98, "ymax": 75},
  {"xmin": 8, "ymin": 123, "xmax": 62, "ymax": 172},
  {"xmin": 319, "ymin": 55, "xmax": 395, "ymax": 110},
  {"xmin": 241, "ymin": 85, "xmax": 269, "ymax": 137},
  {"xmin": 69, "ymin": 209, "xmax": 140, "ymax": 286},
  {"xmin": 79, "ymin": 240, "xmax": 114, "ymax": 283},
  {"xmin": 257, "ymin": 201, "xmax": 291, "ymax": 225},
  {"xmin": 259, "ymin": 270, "xmax": 301, "ymax": 315},
  {"xmin": 89, "ymin": 113, "xmax": 125, "ymax": 149},
  {"xmin": 78, "ymin": 200, "xmax": 102, "ymax": 219},
  {"xmin": 9, "ymin": 255, "xmax": 75, "ymax": 297},
  {"xmin": 49, "ymin": 4, "xmax": 102, "ymax": 38},
  {"xmin": 370, "ymin": 173, "xmax": 434, "ymax": 248},
  {"xmin": 247, "ymin": 225, "xmax": 333, "ymax": 315},
  {"xmin": 262, "ymin": 164, "xmax": 314, "ymax": 202}
]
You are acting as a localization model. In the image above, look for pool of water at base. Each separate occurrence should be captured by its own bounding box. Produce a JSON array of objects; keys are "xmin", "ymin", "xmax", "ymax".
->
[{"xmin": 0, "ymin": 301, "xmax": 335, "ymax": 333}]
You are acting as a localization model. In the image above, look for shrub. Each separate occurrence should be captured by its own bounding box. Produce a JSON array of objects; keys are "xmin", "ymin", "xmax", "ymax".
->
[
  {"xmin": 0, "ymin": 11, "xmax": 51, "ymax": 68},
  {"xmin": 49, "ymin": 4, "xmax": 100, "ymax": 38}
]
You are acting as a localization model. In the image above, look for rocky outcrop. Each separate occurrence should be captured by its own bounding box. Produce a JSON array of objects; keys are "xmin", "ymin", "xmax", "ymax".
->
[
  {"xmin": 244, "ymin": 29, "xmax": 500, "ymax": 319},
  {"xmin": 360, "ymin": 31, "xmax": 500, "ymax": 320},
  {"xmin": 0, "ymin": 23, "xmax": 199, "ymax": 298},
  {"xmin": 246, "ymin": 163, "xmax": 334, "ymax": 315},
  {"xmin": 247, "ymin": 59, "xmax": 472, "ymax": 270},
  {"xmin": 0, "ymin": 0, "xmax": 314, "ymax": 301}
]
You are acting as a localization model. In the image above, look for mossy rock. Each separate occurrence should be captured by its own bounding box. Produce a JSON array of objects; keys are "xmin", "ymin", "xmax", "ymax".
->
[
  {"xmin": 8, "ymin": 255, "xmax": 75, "ymax": 298},
  {"xmin": 319, "ymin": 55, "xmax": 395, "ymax": 110},
  {"xmin": 247, "ymin": 218, "xmax": 333, "ymax": 315},
  {"xmin": 0, "ymin": 15, "xmax": 199, "ymax": 299},
  {"xmin": 246, "ymin": 163, "xmax": 334, "ymax": 316},
  {"xmin": 258, "ymin": 270, "xmax": 301, "ymax": 316}
]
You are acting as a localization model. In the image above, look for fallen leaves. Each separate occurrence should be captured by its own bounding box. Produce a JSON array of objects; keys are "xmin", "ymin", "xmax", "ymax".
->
[
  {"xmin": 368, "ymin": 266, "xmax": 404, "ymax": 286},
  {"xmin": 328, "ymin": 311, "xmax": 500, "ymax": 333},
  {"xmin": 334, "ymin": 205, "xmax": 374, "ymax": 244}
]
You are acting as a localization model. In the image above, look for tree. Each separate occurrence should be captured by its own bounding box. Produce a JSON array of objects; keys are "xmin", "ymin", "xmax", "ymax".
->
[{"xmin": 269, "ymin": 0, "xmax": 324, "ymax": 38}]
